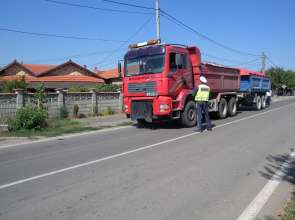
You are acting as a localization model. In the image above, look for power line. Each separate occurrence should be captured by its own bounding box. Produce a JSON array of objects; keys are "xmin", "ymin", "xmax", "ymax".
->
[
  {"xmin": 91, "ymin": 15, "xmax": 154, "ymax": 68},
  {"xmin": 102, "ymin": 0, "xmax": 155, "ymax": 10},
  {"xmin": 266, "ymin": 56, "xmax": 279, "ymax": 68},
  {"xmin": 160, "ymin": 10, "xmax": 259, "ymax": 57},
  {"xmin": 202, "ymin": 53, "xmax": 245, "ymax": 64},
  {"xmin": 44, "ymin": 0, "xmax": 152, "ymax": 15},
  {"xmin": 0, "ymin": 27, "xmax": 127, "ymax": 42}
]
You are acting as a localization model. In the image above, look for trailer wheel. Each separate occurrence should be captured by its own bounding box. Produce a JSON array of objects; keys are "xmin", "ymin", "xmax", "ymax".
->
[
  {"xmin": 255, "ymin": 96, "xmax": 262, "ymax": 110},
  {"xmin": 181, "ymin": 100, "xmax": 197, "ymax": 127},
  {"xmin": 261, "ymin": 95, "xmax": 266, "ymax": 109},
  {"xmin": 136, "ymin": 119, "xmax": 147, "ymax": 125},
  {"xmin": 228, "ymin": 97, "xmax": 237, "ymax": 116},
  {"xmin": 218, "ymin": 98, "xmax": 228, "ymax": 119}
]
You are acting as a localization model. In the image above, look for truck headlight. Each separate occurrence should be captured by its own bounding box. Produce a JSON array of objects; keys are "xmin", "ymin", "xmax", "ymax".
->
[{"xmin": 159, "ymin": 104, "xmax": 170, "ymax": 112}]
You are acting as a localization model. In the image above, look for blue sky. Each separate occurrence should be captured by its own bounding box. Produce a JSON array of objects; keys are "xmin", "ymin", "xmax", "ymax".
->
[{"xmin": 1, "ymin": 0, "xmax": 294, "ymax": 70}]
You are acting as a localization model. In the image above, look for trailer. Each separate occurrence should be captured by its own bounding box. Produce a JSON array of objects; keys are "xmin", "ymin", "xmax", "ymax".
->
[{"xmin": 238, "ymin": 69, "xmax": 271, "ymax": 110}]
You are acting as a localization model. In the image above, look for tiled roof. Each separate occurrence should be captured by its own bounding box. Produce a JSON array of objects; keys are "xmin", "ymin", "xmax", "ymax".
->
[
  {"xmin": 0, "ymin": 75, "xmax": 104, "ymax": 83},
  {"xmin": 29, "ymin": 75, "xmax": 104, "ymax": 83},
  {"xmin": 96, "ymin": 68, "xmax": 119, "ymax": 80},
  {"xmin": 23, "ymin": 64, "xmax": 56, "ymax": 75},
  {"xmin": 0, "ymin": 60, "xmax": 105, "ymax": 84}
]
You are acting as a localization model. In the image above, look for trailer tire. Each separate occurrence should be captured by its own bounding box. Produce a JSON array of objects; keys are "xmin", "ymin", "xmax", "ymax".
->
[
  {"xmin": 261, "ymin": 95, "xmax": 266, "ymax": 109},
  {"xmin": 227, "ymin": 97, "xmax": 237, "ymax": 116},
  {"xmin": 181, "ymin": 100, "xmax": 197, "ymax": 127},
  {"xmin": 218, "ymin": 98, "xmax": 228, "ymax": 119},
  {"xmin": 136, "ymin": 119, "xmax": 147, "ymax": 125},
  {"xmin": 255, "ymin": 96, "xmax": 262, "ymax": 110}
]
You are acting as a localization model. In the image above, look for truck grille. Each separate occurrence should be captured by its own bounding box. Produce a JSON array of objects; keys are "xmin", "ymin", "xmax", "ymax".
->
[{"xmin": 128, "ymin": 82, "xmax": 157, "ymax": 96}]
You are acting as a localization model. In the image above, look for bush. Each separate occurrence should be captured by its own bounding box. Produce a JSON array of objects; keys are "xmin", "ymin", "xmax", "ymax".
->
[
  {"xmin": 73, "ymin": 104, "xmax": 79, "ymax": 118},
  {"xmin": 59, "ymin": 106, "xmax": 69, "ymax": 119},
  {"xmin": 95, "ymin": 84, "xmax": 121, "ymax": 92},
  {"xmin": 8, "ymin": 106, "xmax": 48, "ymax": 131},
  {"xmin": 68, "ymin": 86, "xmax": 91, "ymax": 92},
  {"xmin": 100, "ymin": 106, "xmax": 114, "ymax": 116}
]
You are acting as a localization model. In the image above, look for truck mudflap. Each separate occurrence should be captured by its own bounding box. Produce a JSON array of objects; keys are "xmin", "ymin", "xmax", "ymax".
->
[{"xmin": 131, "ymin": 101, "xmax": 153, "ymax": 121}]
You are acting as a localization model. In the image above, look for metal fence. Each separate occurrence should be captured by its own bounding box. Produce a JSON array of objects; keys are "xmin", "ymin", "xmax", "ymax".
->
[{"xmin": 0, "ymin": 90, "xmax": 122, "ymax": 125}]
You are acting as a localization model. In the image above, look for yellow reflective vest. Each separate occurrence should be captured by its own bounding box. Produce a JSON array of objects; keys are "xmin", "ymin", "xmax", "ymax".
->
[{"xmin": 194, "ymin": 84, "xmax": 210, "ymax": 101}]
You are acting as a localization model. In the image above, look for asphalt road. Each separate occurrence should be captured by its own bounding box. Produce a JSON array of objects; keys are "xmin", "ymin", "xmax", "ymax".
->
[{"xmin": 0, "ymin": 99, "xmax": 295, "ymax": 220}]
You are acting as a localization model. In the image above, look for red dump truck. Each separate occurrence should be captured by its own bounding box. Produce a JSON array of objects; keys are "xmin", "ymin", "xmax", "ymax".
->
[{"xmin": 118, "ymin": 40, "xmax": 241, "ymax": 127}]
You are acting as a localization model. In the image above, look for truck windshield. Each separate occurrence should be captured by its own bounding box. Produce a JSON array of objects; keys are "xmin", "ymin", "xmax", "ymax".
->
[{"xmin": 125, "ymin": 54, "xmax": 164, "ymax": 76}]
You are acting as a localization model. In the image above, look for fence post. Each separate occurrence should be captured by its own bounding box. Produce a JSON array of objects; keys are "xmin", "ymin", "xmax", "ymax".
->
[
  {"xmin": 15, "ymin": 89, "xmax": 24, "ymax": 109},
  {"xmin": 56, "ymin": 88, "xmax": 65, "ymax": 108},
  {"xmin": 91, "ymin": 89, "xmax": 98, "ymax": 116},
  {"xmin": 119, "ymin": 91, "xmax": 123, "ymax": 112}
]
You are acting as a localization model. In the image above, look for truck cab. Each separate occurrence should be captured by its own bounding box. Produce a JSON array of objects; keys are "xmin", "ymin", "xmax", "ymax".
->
[{"xmin": 120, "ymin": 40, "xmax": 200, "ymax": 126}]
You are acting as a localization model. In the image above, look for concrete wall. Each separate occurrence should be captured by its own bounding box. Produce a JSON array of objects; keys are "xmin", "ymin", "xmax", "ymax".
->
[{"xmin": 0, "ymin": 91, "xmax": 122, "ymax": 125}]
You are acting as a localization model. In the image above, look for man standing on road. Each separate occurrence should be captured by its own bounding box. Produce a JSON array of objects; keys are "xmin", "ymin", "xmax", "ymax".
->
[{"xmin": 194, "ymin": 76, "xmax": 212, "ymax": 132}]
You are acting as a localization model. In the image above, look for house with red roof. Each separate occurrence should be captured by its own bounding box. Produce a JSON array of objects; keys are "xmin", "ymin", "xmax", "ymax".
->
[
  {"xmin": 0, "ymin": 60, "xmax": 104, "ymax": 91},
  {"xmin": 95, "ymin": 68, "xmax": 121, "ymax": 85}
]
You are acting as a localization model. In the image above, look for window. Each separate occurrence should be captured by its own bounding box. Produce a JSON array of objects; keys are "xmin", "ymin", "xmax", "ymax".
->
[{"xmin": 169, "ymin": 53, "xmax": 187, "ymax": 72}]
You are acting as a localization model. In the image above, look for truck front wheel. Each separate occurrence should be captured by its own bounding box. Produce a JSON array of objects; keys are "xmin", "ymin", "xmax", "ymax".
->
[{"xmin": 181, "ymin": 100, "xmax": 197, "ymax": 127}]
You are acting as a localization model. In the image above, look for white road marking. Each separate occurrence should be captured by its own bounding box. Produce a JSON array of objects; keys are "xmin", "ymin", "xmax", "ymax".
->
[
  {"xmin": 237, "ymin": 151, "xmax": 295, "ymax": 220},
  {"xmin": 0, "ymin": 102, "xmax": 294, "ymax": 190}
]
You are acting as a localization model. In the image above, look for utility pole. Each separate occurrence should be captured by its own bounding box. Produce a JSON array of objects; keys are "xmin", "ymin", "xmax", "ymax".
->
[
  {"xmin": 261, "ymin": 52, "xmax": 267, "ymax": 73},
  {"xmin": 156, "ymin": 0, "xmax": 160, "ymax": 41}
]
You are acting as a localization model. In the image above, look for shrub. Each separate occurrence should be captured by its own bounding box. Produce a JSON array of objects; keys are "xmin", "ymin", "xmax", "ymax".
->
[
  {"xmin": 8, "ymin": 106, "xmax": 48, "ymax": 131},
  {"xmin": 68, "ymin": 86, "xmax": 91, "ymax": 92},
  {"xmin": 100, "ymin": 106, "xmax": 114, "ymax": 116},
  {"xmin": 59, "ymin": 106, "xmax": 69, "ymax": 119},
  {"xmin": 73, "ymin": 104, "xmax": 79, "ymax": 118},
  {"xmin": 95, "ymin": 84, "xmax": 121, "ymax": 92}
]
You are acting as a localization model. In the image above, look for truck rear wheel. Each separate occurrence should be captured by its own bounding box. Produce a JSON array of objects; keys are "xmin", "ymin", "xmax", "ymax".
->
[
  {"xmin": 227, "ymin": 97, "xmax": 237, "ymax": 116},
  {"xmin": 261, "ymin": 95, "xmax": 266, "ymax": 109},
  {"xmin": 181, "ymin": 100, "xmax": 197, "ymax": 127},
  {"xmin": 218, "ymin": 98, "xmax": 228, "ymax": 119},
  {"xmin": 255, "ymin": 96, "xmax": 262, "ymax": 110}
]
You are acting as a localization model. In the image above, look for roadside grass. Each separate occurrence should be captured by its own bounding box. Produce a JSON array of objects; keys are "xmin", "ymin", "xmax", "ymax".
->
[
  {"xmin": 0, "ymin": 118, "xmax": 133, "ymax": 139},
  {"xmin": 0, "ymin": 119, "xmax": 99, "ymax": 138},
  {"xmin": 280, "ymin": 192, "xmax": 295, "ymax": 220}
]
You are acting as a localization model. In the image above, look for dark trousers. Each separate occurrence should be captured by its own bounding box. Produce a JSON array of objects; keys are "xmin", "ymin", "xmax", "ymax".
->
[{"xmin": 196, "ymin": 101, "xmax": 212, "ymax": 130}]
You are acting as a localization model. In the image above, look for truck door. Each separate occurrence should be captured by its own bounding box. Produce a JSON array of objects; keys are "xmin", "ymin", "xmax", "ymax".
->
[{"xmin": 168, "ymin": 51, "xmax": 193, "ymax": 97}]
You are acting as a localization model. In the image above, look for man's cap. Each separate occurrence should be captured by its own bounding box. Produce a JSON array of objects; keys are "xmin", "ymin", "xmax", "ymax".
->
[{"xmin": 200, "ymin": 76, "xmax": 207, "ymax": 83}]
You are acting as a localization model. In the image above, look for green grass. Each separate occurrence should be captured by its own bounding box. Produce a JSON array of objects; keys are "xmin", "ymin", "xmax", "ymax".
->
[
  {"xmin": 0, "ymin": 119, "xmax": 99, "ymax": 138},
  {"xmin": 281, "ymin": 192, "xmax": 295, "ymax": 220}
]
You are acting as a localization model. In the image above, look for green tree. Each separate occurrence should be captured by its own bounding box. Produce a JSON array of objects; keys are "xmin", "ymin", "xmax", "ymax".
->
[
  {"xmin": 266, "ymin": 67, "xmax": 295, "ymax": 88},
  {"xmin": 1, "ymin": 76, "xmax": 27, "ymax": 93},
  {"xmin": 33, "ymin": 83, "xmax": 47, "ymax": 109}
]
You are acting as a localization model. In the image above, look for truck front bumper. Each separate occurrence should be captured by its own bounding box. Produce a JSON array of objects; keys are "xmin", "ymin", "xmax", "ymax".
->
[{"xmin": 124, "ymin": 96, "xmax": 173, "ymax": 120}]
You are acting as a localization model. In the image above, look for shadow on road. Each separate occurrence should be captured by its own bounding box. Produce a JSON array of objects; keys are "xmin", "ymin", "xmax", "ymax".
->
[
  {"xmin": 255, "ymin": 150, "xmax": 295, "ymax": 220},
  {"xmin": 259, "ymin": 149, "xmax": 295, "ymax": 185}
]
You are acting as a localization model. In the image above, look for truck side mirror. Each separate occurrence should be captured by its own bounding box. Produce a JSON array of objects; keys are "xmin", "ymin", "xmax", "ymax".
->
[{"xmin": 118, "ymin": 61, "xmax": 122, "ymax": 78}]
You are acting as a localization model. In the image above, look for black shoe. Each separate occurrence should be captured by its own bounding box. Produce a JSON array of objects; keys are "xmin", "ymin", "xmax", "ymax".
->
[
  {"xmin": 194, "ymin": 128, "xmax": 202, "ymax": 132},
  {"xmin": 207, "ymin": 127, "xmax": 212, "ymax": 131}
]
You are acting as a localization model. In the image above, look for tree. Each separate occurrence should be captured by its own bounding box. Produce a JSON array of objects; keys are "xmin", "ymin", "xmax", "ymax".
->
[
  {"xmin": 0, "ymin": 76, "xmax": 27, "ymax": 93},
  {"xmin": 266, "ymin": 67, "xmax": 295, "ymax": 88}
]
